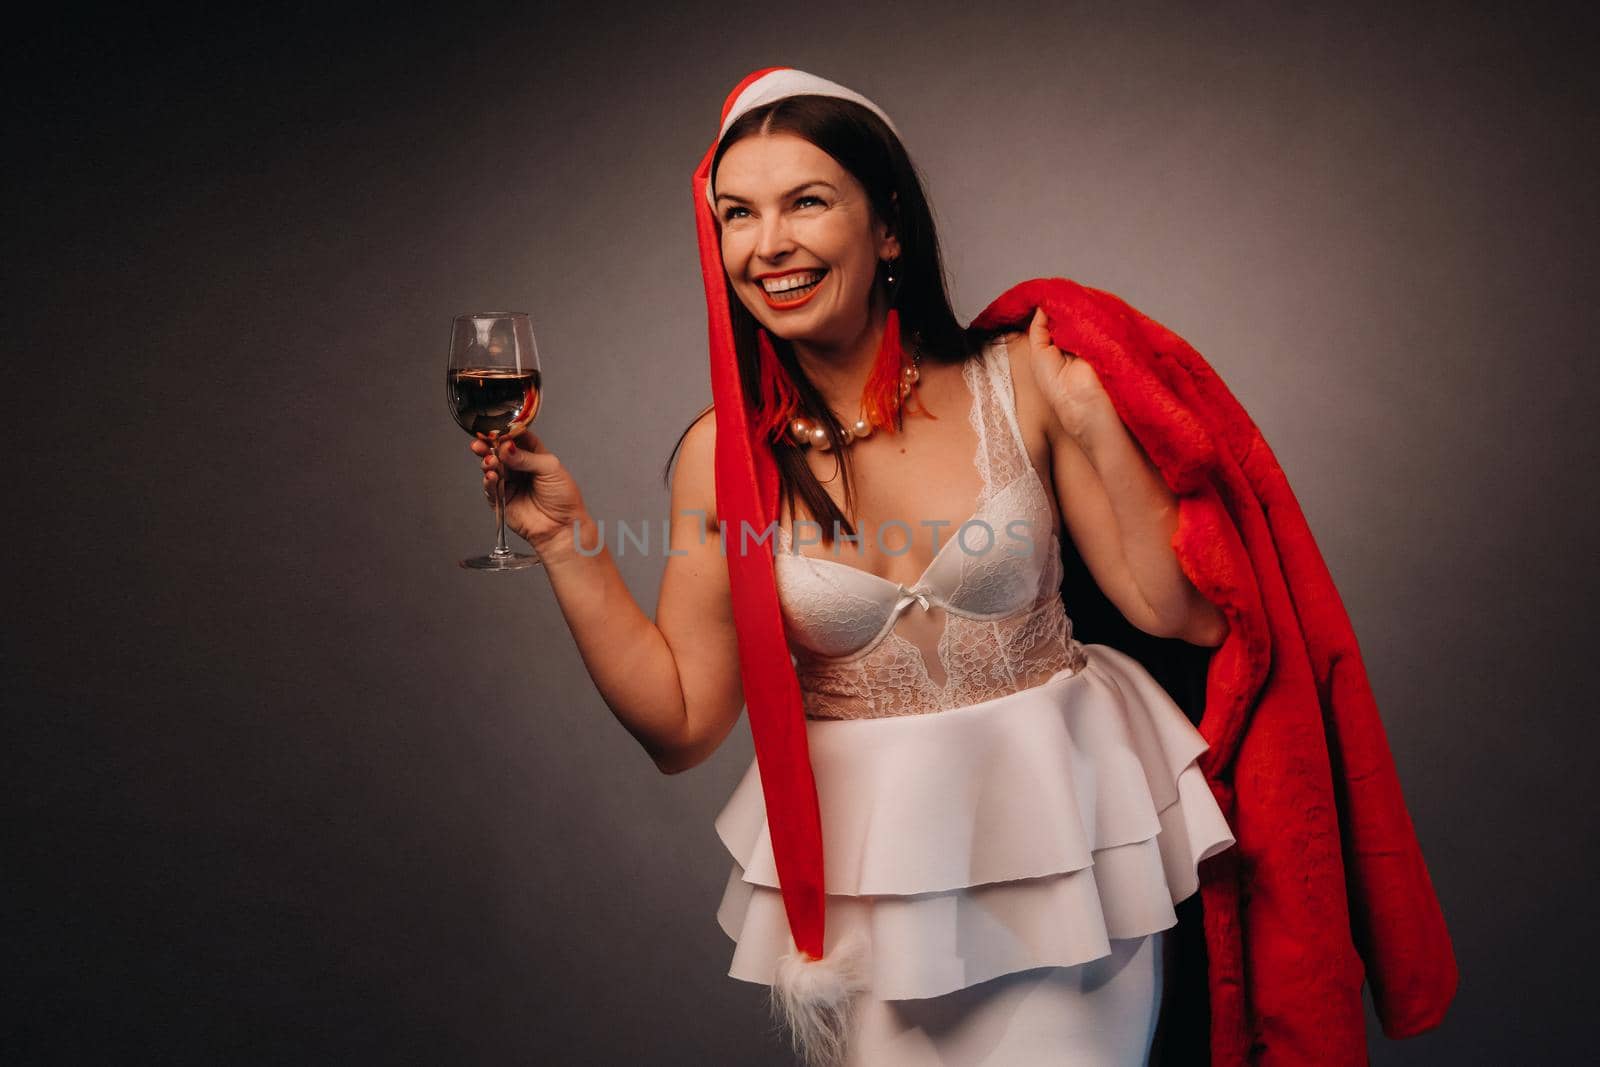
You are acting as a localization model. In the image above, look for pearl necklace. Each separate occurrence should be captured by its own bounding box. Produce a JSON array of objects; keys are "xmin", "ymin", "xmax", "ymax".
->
[{"xmin": 784, "ymin": 358, "xmax": 922, "ymax": 451}]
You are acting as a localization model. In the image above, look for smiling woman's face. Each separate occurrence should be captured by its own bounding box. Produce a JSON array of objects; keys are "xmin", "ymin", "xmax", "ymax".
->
[{"xmin": 714, "ymin": 132, "xmax": 899, "ymax": 349}]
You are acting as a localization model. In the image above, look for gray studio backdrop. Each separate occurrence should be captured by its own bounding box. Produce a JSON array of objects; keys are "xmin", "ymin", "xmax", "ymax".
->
[{"xmin": 15, "ymin": 2, "xmax": 1596, "ymax": 1064}]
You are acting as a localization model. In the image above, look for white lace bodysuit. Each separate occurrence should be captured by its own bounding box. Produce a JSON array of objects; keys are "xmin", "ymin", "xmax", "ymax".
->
[
  {"xmin": 714, "ymin": 335, "xmax": 1236, "ymax": 1062},
  {"xmin": 773, "ymin": 336, "xmax": 1089, "ymax": 720}
]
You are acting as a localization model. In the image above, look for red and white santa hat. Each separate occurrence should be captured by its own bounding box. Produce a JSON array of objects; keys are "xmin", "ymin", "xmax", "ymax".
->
[{"xmin": 689, "ymin": 67, "xmax": 904, "ymax": 1052}]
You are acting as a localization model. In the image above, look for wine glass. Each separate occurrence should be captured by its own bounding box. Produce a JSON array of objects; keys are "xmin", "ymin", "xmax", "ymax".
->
[{"xmin": 446, "ymin": 312, "xmax": 543, "ymax": 570}]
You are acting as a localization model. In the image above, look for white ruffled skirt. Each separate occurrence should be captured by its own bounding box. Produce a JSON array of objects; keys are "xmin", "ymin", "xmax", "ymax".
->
[{"xmin": 713, "ymin": 643, "xmax": 1236, "ymax": 1064}]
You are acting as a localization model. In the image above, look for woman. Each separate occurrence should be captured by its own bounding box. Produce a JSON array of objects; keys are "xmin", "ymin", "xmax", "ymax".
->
[{"xmin": 470, "ymin": 70, "xmax": 1236, "ymax": 1065}]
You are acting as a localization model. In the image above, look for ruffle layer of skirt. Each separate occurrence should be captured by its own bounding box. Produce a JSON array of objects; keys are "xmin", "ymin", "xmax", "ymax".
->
[{"xmin": 712, "ymin": 643, "xmax": 1236, "ymax": 1001}]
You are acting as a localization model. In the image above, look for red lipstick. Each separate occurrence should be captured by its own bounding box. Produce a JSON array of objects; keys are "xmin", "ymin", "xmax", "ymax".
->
[{"xmin": 757, "ymin": 269, "xmax": 828, "ymax": 311}]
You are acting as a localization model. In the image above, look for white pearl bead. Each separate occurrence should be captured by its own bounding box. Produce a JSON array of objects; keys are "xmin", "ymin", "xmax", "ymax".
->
[
  {"xmin": 788, "ymin": 418, "xmax": 813, "ymax": 445},
  {"xmin": 809, "ymin": 425, "xmax": 831, "ymax": 450},
  {"xmin": 852, "ymin": 418, "xmax": 872, "ymax": 438}
]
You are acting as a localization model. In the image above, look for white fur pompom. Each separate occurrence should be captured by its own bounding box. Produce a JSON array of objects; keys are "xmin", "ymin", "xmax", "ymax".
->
[{"xmin": 769, "ymin": 927, "xmax": 872, "ymax": 1067}]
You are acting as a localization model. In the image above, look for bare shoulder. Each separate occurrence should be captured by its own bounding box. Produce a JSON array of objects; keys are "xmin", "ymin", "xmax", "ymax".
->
[
  {"xmin": 989, "ymin": 330, "xmax": 1062, "ymax": 470},
  {"xmin": 672, "ymin": 405, "xmax": 718, "ymax": 525},
  {"xmin": 991, "ymin": 329, "xmax": 1040, "ymax": 412}
]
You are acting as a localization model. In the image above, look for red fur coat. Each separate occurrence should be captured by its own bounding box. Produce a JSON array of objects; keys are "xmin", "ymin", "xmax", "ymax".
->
[{"xmin": 971, "ymin": 278, "xmax": 1459, "ymax": 1065}]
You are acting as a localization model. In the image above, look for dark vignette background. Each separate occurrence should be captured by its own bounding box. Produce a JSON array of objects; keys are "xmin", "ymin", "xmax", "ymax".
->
[{"xmin": 8, "ymin": 2, "xmax": 1597, "ymax": 1063}]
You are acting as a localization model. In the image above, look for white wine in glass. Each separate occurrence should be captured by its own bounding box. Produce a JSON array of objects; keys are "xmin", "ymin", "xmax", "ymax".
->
[{"xmin": 447, "ymin": 312, "xmax": 543, "ymax": 570}]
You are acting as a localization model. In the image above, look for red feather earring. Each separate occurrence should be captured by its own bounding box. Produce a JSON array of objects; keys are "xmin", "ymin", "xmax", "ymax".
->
[
  {"xmin": 753, "ymin": 326, "xmax": 802, "ymax": 446},
  {"xmin": 859, "ymin": 258, "xmax": 930, "ymax": 436}
]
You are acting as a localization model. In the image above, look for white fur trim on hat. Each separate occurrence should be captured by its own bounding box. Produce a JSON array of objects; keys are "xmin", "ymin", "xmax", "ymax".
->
[
  {"xmin": 705, "ymin": 69, "xmax": 901, "ymax": 208},
  {"xmin": 769, "ymin": 926, "xmax": 872, "ymax": 1067}
]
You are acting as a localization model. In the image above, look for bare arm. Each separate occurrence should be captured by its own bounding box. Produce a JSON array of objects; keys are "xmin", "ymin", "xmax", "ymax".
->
[
  {"xmin": 1007, "ymin": 318, "xmax": 1227, "ymax": 647},
  {"xmin": 482, "ymin": 411, "xmax": 746, "ymax": 772},
  {"xmin": 1049, "ymin": 420, "xmax": 1226, "ymax": 646}
]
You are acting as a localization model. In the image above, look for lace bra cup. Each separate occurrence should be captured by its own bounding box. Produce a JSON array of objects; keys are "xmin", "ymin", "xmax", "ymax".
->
[
  {"xmin": 773, "ymin": 339, "xmax": 1057, "ymax": 662},
  {"xmin": 774, "ymin": 476, "xmax": 1053, "ymax": 659}
]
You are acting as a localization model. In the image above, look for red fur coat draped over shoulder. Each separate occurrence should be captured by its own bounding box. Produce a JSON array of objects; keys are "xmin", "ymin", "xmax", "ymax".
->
[{"xmin": 971, "ymin": 278, "xmax": 1459, "ymax": 1065}]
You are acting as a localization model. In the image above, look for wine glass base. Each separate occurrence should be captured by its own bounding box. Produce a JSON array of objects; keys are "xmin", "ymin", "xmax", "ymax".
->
[{"xmin": 459, "ymin": 551, "xmax": 542, "ymax": 571}]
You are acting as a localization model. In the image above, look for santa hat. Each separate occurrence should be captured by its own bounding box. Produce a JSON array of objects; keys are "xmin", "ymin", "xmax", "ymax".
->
[{"xmin": 690, "ymin": 68, "xmax": 905, "ymax": 1062}]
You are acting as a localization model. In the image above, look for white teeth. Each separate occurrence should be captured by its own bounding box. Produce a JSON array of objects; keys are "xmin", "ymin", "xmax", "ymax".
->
[{"xmin": 761, "ymin": 270, "xmax": 826, "ymax": 294}]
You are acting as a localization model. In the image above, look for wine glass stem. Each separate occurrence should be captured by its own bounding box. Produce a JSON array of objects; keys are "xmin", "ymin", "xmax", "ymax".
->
[{"xmin": 492, "ymin": 443, "xmax": 512, "ymax": 558}]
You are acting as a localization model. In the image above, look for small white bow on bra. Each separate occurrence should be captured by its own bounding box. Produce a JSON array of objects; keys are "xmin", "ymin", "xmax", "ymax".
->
[{"xmin": 893, "ymin": 583, "xmax": 938, "ymax": 616}]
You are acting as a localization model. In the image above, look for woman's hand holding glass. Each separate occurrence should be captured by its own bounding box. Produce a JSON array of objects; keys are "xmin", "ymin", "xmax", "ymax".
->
[{"xmin": 470, "ymin": 430, "xmax": 587, "ymax": 555}]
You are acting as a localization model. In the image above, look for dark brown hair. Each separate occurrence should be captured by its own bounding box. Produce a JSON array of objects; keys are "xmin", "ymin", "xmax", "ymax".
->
[{"xmin": 664, "ymin": 93, "xmax": 985, "ymax": 544}]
